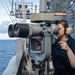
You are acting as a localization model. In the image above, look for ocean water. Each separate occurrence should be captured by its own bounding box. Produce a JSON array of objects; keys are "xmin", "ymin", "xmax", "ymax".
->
[{"xmin": 0, "ymin": 40, "xmax": 16, "ymax": 75}]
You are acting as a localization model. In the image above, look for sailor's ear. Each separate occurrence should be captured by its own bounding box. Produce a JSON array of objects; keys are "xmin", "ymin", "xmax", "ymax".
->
[{"xmin": 66, "ymin": 27, "xmax": 74, "ymax": 35}]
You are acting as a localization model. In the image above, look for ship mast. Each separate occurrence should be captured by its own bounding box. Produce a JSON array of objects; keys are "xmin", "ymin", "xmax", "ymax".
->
[{"xmin": 21, "ymin": 0, "xmax": 26, "ymax": 23}]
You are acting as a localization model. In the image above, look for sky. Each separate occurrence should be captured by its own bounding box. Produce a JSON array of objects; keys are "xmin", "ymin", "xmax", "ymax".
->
[{"xmin": 0, "ymin": 0, "xmax": 39, "ymax": 39}]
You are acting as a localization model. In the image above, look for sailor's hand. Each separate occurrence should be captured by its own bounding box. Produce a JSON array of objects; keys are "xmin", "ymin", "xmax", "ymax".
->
[{"xmin": 58, "ymin": 41, "xmax": 70, "ymax": 52}]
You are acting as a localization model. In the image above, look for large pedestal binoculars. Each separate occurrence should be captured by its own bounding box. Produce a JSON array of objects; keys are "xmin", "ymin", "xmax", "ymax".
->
[
  {"xmin": 8, "ymin": 23, "xmax": 58, "ymax": 38},
  {"xmin": 8, "ymin": 23, "xmax": 58, "ymax": 64}
]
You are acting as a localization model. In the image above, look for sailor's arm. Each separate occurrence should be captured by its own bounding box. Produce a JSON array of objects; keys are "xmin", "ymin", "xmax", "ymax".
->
[
  {"xmin": 59, "ymin": 41, "xmax": 75, "ymax": 69},
  {"xmin": 67, "ymin": 48, "xmax": 75, "ymax": 69}
]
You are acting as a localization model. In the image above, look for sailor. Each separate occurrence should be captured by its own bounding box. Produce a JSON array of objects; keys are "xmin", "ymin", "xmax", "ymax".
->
[{"xmin": 52, "ymin": 20, "xmax": 75, "ymax": 75}]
